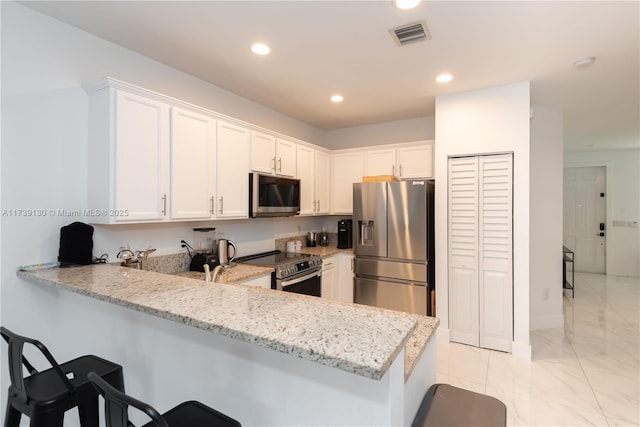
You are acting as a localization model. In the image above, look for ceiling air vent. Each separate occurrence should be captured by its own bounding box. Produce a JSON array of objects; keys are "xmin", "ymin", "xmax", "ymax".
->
[{"xmin": 390, "ymin": 20, "xmax": 431, "ymax": 46}]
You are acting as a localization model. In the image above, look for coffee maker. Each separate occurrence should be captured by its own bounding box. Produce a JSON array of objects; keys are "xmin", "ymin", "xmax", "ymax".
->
[{"xmin": 337, "ymin": 219, "xmax": 353, "ymax": 249}]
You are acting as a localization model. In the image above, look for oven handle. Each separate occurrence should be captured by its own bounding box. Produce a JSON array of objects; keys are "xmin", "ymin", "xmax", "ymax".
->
[{"xmin": 280, "ymin": 268, "xmax": 322, "ymax": 288}]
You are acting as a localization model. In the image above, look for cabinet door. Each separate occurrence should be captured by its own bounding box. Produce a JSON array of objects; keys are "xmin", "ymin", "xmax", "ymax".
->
[
  {"xmin": 296, "ymin": 145, "xmax": 316, "ymax": 215},
  {"xmin": 337, "ymin": 253, "xmax": 355, "ymax": 303},
  {"xmin": 251, "ymin": 131, "xmax": 276, "ymax": 174},
  {"xmin": 397, "ymin": 143, "xmax": 433, "ymax": 179},
  {"xmin": 365, "ymin": 148, "xmax": 396, "ymax": 177},
  {"xmin": 114, "ymin": 91, "xmax": 169, "ymax": 221},
  {"xmin": 321, "ymin": 256, "xmax": 337, "ymax": 300},
  {"xmin": 276, "ymin": 138, "xmax": 297, "ymax": 177},
  {"xmin": 241, "ymin": 275, "xmax": 272, "ymax": 289},
  {"xmin": 216, "ymin": 121, "xmax": 250, "ymax": 219},
  {"xmin": 170, "ymin": 107, "xmax": 216, "ymax": 220},
  {"xmin": 315, "ymin": 151, "xmax": 331, "ymax": 214},
  {"xmin": 331, "ymin": 152, "xmax": 364, "ymax": 214}
]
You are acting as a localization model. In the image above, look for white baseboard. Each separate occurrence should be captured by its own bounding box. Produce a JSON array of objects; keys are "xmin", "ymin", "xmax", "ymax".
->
[
  {"xmin": 511, "ymin": 340, "xmax": 532, "ymax": 360},
  {"xmin": 436, "ymin": 327, "xmax": 450, "ymax": 342}
]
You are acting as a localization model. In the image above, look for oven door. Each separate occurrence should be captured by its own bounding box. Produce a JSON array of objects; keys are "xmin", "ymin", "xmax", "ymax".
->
[{"xmin": 277, "ymin": 267, "xmax": 322, "ymax": 297}]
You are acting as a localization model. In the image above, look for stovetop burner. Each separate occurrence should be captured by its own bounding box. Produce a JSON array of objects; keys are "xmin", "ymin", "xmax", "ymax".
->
[
  {"xmin": 236, "ymin": 250, "xmax": 312, "ymax": 266},
  {"xmin": 236, "ymin": 250, "xmax": 322, "ymax": 279}
]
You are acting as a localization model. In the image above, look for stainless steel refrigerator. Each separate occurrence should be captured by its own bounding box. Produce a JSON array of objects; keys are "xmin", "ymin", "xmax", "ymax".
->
[{"xmin": 353, "ymin": 180, "xmax": 434, "ymax": 316}]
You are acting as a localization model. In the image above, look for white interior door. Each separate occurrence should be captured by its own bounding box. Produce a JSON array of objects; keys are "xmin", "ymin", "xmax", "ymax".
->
[
  {"xmin": 478, "ymin": 155, "xmax": 513, "ymax": 353},
  {"xmin": 448, "ymin": 157, "xmax": 480, "ymax": 347},
  {"xmin": 449, "ymin": 154, "xmax": 513, "ymax": 352},
  {"xmin": 563, "ymin": 167, "xmax": 606, "ymax": 273}
]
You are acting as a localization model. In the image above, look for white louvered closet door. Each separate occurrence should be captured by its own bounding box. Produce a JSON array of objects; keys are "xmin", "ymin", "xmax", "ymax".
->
[
  {"xmin": 448, "ymin": 157, "xmax": 480, "ymax": 346},
  {"xmin": 448, "ymin": 154, "xmax": 513, "ymax": 352}
]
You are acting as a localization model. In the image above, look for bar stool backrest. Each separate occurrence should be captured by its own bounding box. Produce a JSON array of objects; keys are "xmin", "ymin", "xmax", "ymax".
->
[
  {"xmin": 88, "ymin": 372, "xmax": 170, "ymax": 427},
  {"xmin": 1, "ymin": 326, "xmax": 76, "ymax": 401}
]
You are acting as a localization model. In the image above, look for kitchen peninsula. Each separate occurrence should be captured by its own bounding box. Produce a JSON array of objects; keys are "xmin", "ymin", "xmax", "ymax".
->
[{"xmin": 18, "ymin": 264, "xmax": 438, "ymax": 426}]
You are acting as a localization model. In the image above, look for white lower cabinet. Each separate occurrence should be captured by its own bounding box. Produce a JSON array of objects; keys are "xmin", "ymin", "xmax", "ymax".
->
[
  {"xmin": 321, "ymin": 256, "xmax": 337, "ymax": 299},
  {"xmin": 336, "ymin": 253, "xmax": 355, "ymax": 303},
  {"xmin": 241, "ymin": 274, "xmax": 272, "ymax": 289}
]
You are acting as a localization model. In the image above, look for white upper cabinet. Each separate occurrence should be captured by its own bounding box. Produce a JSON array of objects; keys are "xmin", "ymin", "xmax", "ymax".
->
[
  {"xmin": 87, "ymin": 87, "xmax": 170, "ymax": 224},
  {"xmin": 170, "ymin": 107, "xmax": 216, "ymax": 220},
  {"xmin": 275, "ymin": 138, "xmax": 297, "ymax": 177},
  {"xmin": 331, "ymin": 151, "xmax": 364, "ymax": 215},
  {"xmin": 397, "ymin": 143, "xmax": 433, "ymax": 179},
  {"xmin": 315, "ymin": 151, "xmax": 330, "ymax": 214},
  {"xmin": 216, "ymin": 121, "xmax": 250, "ymax": 219},
  {"xmin": 364, "ymin": 141, "xmax": 434, "ymax": 179},
  {"xmin": 365, "ymin": 148, "xmax": 397, "ymax": 176},
  {"xmin": 251, "ymin": 132, "xmax": 296, "ymax": 177},
  {"xmin": 296, "ymin": 145, "xmax": 315, "ymax": 215},
  {"xmin": 250, "ymin": 131, "xmax": 276, "ymax": 174},
  {"xmin": 297, "ymin": 145, "xmax": 330, "ymax": 215}
]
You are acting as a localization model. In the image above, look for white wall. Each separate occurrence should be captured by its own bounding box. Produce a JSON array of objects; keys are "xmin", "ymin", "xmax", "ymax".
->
[
  {"xmin": 564, "ymin": 148, "xmax": 640, "ymax": 278},
  {"xmin": 322, "ymin": 116, "xmax": 435, "ymax": 150},
  {"xmin": 530, "ymin": 107, "xmax": 564, "ymax": 330},
  {"xmin": 0, "ymin": 4, "xmax": 333, "ymax": 417},
  {"xmin": 434, "ymin": 82, "xmax": 532, "ymax": 359}
]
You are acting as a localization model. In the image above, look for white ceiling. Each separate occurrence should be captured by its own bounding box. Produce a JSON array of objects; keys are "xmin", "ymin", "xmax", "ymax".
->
[{"xmin": 21, "ymin": 1, "xmax": 639, "ymax": 151}]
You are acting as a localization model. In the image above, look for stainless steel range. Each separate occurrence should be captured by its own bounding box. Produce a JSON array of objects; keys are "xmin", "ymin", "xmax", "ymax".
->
[{"xmin": 236, "ymin": 251, "xmax": 323, "ymax": 297}]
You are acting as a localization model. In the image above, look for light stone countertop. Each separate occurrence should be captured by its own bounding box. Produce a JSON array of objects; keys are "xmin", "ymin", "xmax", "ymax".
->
[
  {"xmin": 174, "ymin": 263, "xmax": 272, "ymax": 284},
  {"xmin": 17, "ymin": 264, "xmax": 438, "ymax": 381}
]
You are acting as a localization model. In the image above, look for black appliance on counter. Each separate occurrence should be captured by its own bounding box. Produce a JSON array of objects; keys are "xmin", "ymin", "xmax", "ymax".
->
[
  {"xmin": 236, "ymin": 251, "xmax": 323, "ymax": 297},
  {"xmin": 337, "ymin": 219, "xmax": 353, "ymax": 249}
]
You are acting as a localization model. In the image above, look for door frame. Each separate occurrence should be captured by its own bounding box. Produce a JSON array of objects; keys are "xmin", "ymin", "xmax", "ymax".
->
[{"xmin": 563, "ymin": 160, "xmax": 612, "ymax": 274}]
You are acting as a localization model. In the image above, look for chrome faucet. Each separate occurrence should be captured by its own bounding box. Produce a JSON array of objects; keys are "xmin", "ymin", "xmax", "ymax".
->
[{"xmin": 210, "ymin": 265, "xmax": 224, "ymax": 282}]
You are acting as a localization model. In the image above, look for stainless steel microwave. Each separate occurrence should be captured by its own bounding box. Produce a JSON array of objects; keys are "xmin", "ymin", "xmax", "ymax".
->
[{"xmin": 249, "ymin": 173, "xmax": 300, "ymax": 218}]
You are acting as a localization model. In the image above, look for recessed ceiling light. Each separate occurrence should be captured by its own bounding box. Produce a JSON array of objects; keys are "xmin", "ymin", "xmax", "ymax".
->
[
  {"xmin": 436, "ymin": 73, "xmax": 454, "ymax": 83},
  {"xmin": 251, "ymin": 43, "xmax": 271, "ymax": 56},
  {"xmin": 395, "ymin": 0, "xmax": 421, "ymax": 10},
  {"xmin": 330, "ymin": 95, "xmax": 344, "ymax": 103},
  {"xmin": 573, "ymin": 56, "xmax": 596, "ymax": 68}
]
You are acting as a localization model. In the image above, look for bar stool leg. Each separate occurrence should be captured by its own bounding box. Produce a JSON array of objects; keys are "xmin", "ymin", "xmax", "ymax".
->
[
  {"xmin": 3, "ymin": 402, "xmax": 21, "ymax": 427},
  {"xmin": 77, "ymin": 396, "xmax": 100, "ymax": 427}
]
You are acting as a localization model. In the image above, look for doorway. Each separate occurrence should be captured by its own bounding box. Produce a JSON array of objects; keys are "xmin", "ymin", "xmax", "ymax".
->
[{"xmin": 563, "ymin": 167, "xmax": 606, "ymax": 273}]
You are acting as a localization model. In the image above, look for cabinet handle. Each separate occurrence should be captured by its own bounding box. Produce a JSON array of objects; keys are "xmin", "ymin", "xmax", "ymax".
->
[
  {"xmin": 278, "ymin": 158, "xmax": 282, "ymax": 172},
  {"xmin": 219, "ymin": 196, "xmax": 224, "ymax": 215},
  {"xmin": 272, "ymin": 157, "xmax": 276, "ymax": 172},
  {"xmin": 351, "ymin": 257, "xmax": 354, "ymax": 272},
  {"xmin": 392, "ymin": 165, "xmax": 395, "ymax": 176},
  {"xmin": 317, "ymin": 200, "xmax": 320, "ymax": 212},
  {"xmin": 162, "ymin": 194, "xmax": 167, "ymax": 216},
  {"xmin": 399, "ymin": 164, "xmax": 403, "ymax": 177},
  {"xmin": 210, "ymin": 196, "xmax": 214, "ymax": 215}
]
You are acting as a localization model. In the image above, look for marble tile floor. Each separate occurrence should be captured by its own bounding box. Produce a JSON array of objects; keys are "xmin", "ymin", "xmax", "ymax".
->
[{"xmin": 436, "ymin": 272, "xmax": 639, "ymax": 426}]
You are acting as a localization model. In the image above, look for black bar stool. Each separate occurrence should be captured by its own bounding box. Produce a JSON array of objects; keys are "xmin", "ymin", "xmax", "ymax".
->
[
  {"xmin": 1, "ymin": 326, "xmax": 125, "ymax": 427},
  {"xmin": 412, "ymin": 383, "xmax": 507, "ymax": 427},
  {"xmin": 88, "ymin": 372, "xmax": 241, "ymax": 427}
]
